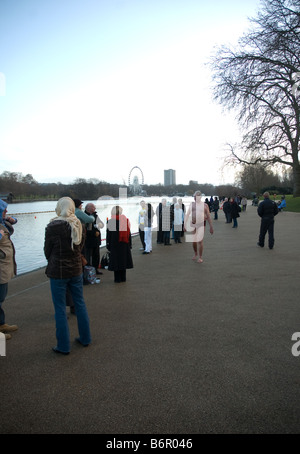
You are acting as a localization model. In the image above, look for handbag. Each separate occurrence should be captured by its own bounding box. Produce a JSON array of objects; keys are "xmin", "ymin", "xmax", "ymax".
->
[
  {"xmin": 100, "ymin": 252, "xmax": 110, "ymax": 269},
  {"xmin": 83, "ymin": 266, "xmax": 97, "ymax": 284}
]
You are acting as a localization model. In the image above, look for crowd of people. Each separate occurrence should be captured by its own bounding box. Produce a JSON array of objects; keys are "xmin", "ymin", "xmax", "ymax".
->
[{"xmin": 0, "ymin": 191, "xmax": 282, "ymax": 353}]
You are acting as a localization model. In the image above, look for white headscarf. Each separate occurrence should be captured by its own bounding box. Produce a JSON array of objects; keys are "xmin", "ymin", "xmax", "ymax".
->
[{"xmin": 51, "ymin": 197, "xmax": 82, "ymax": 249}]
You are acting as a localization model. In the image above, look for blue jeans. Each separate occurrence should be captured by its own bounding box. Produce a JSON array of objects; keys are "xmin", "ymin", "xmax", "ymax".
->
[
  {"xmin": 50, "ymin": 274, "xmax": 91, "ymax": 353},
  {"xmin": 0, "ymin": 283, "xmax": 8, "ymax": 325}
]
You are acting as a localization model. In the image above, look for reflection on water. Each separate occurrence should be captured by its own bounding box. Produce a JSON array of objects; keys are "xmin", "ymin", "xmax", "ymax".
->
[
  {"xmin": 12, "ymin": 212, "xmax": 54, "ymax": 275},
  {"xmin": 7, "ymin": 200, "xmax": 58, "ymax": 214},
  {"xmin": 7, "ymin": 196, "xmax": 194, "ymax": 275}
]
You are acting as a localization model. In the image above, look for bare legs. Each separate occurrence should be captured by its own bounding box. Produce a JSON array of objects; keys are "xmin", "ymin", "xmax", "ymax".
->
[{"xmin": 192, "ymin": 241, "xmax": 204, "ymax": 263}]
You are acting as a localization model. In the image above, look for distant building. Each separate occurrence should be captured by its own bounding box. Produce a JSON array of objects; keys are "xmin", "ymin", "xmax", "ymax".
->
[
  {"xmin": 189, "ymin": 180, "xmax": 198, "ymax": 185},
  {"xmin": 164, "ymin": 169, "xmax": 176, "ymax": 186}
]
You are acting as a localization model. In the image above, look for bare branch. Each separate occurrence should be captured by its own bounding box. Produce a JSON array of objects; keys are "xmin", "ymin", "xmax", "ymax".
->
[{"xmin": 210, "ymin": 0, "xmax": 300, "ymax": 195}]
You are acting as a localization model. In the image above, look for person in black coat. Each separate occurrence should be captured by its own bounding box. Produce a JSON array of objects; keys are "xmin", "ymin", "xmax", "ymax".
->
[
  {"xmin": 229, "ymin": 197, "xmax": 241, "ymax": 228},
  {"xmin": 84, "ymin": 203, "xmax": 104, "ymax": 273},
  {"xmin": 156, "ymin": 199, "xmax": 164, "ymax": 244},
  {"xmin": 106, "ymin": 206, "xmax": 133, "ymax": 283},
  {"xmin": 257, "ymin": 192, "xmax": 279, "ymax": 249},
  {"xmin": 178, "ymin": 198, "xmax": 185, "ymax": 237},
  {"xmin": 222, "ymin": 198, "xmax": 231, "ymax": 223},
  {"xmin": 212, "ymin": 197, "xmax": 219, "ymax": 220}
]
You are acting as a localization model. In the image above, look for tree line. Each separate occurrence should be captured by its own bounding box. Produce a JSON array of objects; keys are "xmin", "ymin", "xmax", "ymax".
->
[{"xmin": 0, "ymin": 167, "xmax": 293, "ymax": 203}]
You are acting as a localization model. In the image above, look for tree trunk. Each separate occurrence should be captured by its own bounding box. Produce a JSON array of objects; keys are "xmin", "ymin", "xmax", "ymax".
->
[{"xmin": 293, "ymin": 163, "xmax": 300, "ymax": 197}]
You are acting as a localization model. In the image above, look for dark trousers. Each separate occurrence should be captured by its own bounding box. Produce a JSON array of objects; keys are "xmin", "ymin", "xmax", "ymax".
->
[
  {"xmin": 139, "ymin": 228, "xmax": 145, "ymax": 249},
  {"xmin": 174, "ymin": 230, "xmax": 181, "ymax": 243},
  {"xmin": 225, "ymin": 212, "xmax": 231, "ymax": 223},
  {"xmin": 157, "ymin": 229, "xmax": 164, "ymax": 244},
  {"xmin": 114, "ymin": 270, "xmax": 126, "ymax": 283},
  {"xmin": 163, "ymin": 231, "xmax": 170, "ymax": 245},
  {"xmin": 0, "ymin": 283, "xmax": 8, "ymax": 325},
  {"xmin": 259, "ymin": 217, "xmax": 275, "ymax": 248},
  {"xmin": 85, "ymin": 245, "xmax": 100, "ymax": 269}
]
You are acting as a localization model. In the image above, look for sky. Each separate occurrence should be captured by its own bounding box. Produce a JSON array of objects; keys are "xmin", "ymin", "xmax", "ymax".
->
[{"xmin": 0, "ymin": 0, "xmax": 262, "ymax": 187}]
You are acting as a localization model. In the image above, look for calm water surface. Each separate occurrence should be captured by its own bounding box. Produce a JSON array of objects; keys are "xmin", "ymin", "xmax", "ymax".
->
[{"xmin": 7, "ymin": 197, "xmax": 195, "ymax": 275}]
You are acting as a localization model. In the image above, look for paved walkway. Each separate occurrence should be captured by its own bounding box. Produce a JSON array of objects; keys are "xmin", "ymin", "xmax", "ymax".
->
[{"xmin": 1, "ymin": 205, "xmax": 300, "ymax": 434}]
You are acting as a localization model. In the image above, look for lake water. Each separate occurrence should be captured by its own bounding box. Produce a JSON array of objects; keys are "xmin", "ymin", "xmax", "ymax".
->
[{"xmin": 7, "ymin": 196, "xmax": 195, "ymax": 275}]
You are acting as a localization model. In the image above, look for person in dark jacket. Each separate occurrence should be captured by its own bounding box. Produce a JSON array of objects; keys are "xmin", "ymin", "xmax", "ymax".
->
[
  {"xmin": 44, "ymin": 197, "xmax": 91, "ymax": 354},
  {"xmin": 155, "ymin": 200, "xmax": 164, "ymax": 244},
  {"xmin": 212, "ymin": 197, "xmax": 219, "ymax": 220},
  {"xmin": 106, "ymin": 206, "xmax": 133, "ymax": 283},
  {"xmin": 229, "ymin": 197, "xmax": 241, "ymax": 228},
  {"xmin": 84, "ymin": 202, "xmax": 104, "ymax": 273},
  {"xmin": 222, "ymin": 198, "xmax": 231, "ymax": 223},
  {"xmin": 257, "ymin": 192, "xmax": 279, "ymax": 249},
  {"xmin": 178, "ymin": 198, "xmax": 185, "ymax": 237}
]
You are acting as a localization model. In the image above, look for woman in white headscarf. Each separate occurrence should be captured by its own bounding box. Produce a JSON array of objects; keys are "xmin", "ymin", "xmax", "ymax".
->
[{"xmin": 44, "ymin": 197, "xmax": 91, "ymax": 354}]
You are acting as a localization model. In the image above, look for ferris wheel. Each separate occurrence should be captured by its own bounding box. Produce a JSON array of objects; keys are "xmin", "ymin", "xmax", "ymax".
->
[{"xmin": 128, "ymin": 166, "xmax": 144, "ymax": 187}]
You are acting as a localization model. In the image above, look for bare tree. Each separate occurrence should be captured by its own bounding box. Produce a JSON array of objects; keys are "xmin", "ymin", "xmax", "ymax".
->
[
  {"xmin": 210, "ymin": 0, "xmax": 300, "ymax": 196},
  {"xmin": 235, "ymin": 163, "xmax": 282, "ymax": 195}
]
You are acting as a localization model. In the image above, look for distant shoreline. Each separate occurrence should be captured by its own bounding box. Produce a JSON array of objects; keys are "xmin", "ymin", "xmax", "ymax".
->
[{"xmin": 11, "ymin": 198, "xmax": 57, "ymax": 204}]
